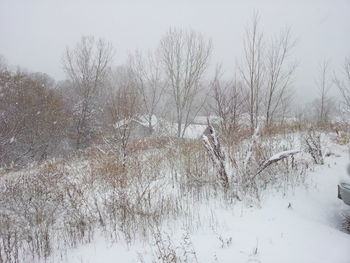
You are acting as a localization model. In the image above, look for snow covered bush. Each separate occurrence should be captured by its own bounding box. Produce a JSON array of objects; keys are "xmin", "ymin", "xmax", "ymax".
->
[
  {"xmin": 0, "ymin": 159, "xmax": 72, "ymax": 262},
  {"xmin": 202, "ymin": 124, "xmax": 230, "ymax": 190},
  {"xmin": 218, "ymin": 129, "xmax": 310, "ymax": 202},
  {"xmin": 304, "ymin": 130, "xmax": 324, "ymax": 164},
  {"xmin": 0, "ymin": 128, "xmax": 316, "ymax": 263},
  {"xmin": 141, "ymin": 229, "xmax": 198, "ymax": 263}
]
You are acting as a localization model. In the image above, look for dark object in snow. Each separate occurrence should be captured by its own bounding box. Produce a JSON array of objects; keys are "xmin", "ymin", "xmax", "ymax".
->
[
  {"xmin": 338, "ymin": 164, "xmax": 350, "ymax": 206},
  {"xmin": 341, "ymin": 213, "xmax": 350, "ymax": 233},
  {"xmin": 338, "ymin": 183, "xmax": 350, "ymax": 206}
]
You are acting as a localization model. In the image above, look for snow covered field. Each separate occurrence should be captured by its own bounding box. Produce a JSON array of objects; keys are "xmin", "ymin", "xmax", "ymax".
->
[
  {"xmin": 43, "ymin": 139, "xmax": 350, "ymax": 263},
  {"xmin": 1, "ymin": 2, "xmax": 349, "ymax": 261}
]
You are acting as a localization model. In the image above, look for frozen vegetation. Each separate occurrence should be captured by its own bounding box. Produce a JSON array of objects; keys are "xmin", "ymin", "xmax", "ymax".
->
[
  {"xmin": 1, "ymin": 129, "xmax": 350, "ymax": 263},
  {"xmin": 0, "ymin": 8, "xmax": 350, "ymax": 263}
]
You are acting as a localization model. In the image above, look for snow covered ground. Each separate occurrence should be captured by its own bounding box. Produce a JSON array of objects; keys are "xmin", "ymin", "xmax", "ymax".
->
[{"xmin": 46, "ymin": 141, "xmax": 350, "ymax": 263}]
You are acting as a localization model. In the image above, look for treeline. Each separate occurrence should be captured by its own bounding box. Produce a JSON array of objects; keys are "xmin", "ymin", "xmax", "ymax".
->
[{"xmin": 0, "ymin": 14, "xmax": 349, "ymax": 168}]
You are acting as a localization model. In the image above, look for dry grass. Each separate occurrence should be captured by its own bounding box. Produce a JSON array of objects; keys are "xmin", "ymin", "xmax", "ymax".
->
[{"xmin": 0, "ymin": 128, "xmax": 315, "ymax": 262}]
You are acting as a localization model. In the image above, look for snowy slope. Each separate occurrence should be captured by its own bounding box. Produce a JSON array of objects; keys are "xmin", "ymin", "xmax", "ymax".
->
[{"xmin": 46, "ymin": 142, "xmax": 350, "ymax": 263}]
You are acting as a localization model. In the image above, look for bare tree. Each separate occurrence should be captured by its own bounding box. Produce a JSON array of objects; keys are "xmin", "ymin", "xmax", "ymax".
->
[
  {"xmin": 63, "ymin": 36, "xmax": 113, "ymax": 149},
  {"xmin": 104, "ymin": 66, "xmax": 141, "ymax": 165},
  {"xmin": 314, "ymin": 60, "xmax": 332, "ymax": 124},
  {"xmin": 239, "ymin": 13, "xmax": 265, "ymax": 133},
  {"xmin": 0, "ymin": 60, "xmax": 16, "ymax": 162},
  {"xmin": 210, "ymin": 67, "xmax": 244, "ymax": 138},
  {"xmin": 159, "ymin": 28, "xmax": 212, "ymax": 137},
  {"xmin": 335, "ymin": 57, "xmax": 350, "ymax": 113},
  {"xmin": 264, "ymin": 28, "xmax": 296, "ymax": 128},
  {"xmin": 128, "ymin": 50, "xmax": 165, "ymax": 133},
  {"xmin": 0, "ymin": 70, "xmax": 71, "ymax": 166}
]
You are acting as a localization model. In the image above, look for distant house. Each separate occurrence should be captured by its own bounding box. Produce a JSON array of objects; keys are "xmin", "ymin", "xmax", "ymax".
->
[
  {"xmin": 192, "ymin": 115, "xmax": 221, "ymax": 125},
  {"xmin": 114, "ymin": 115, "xmax": 158, "ymax": 139},
  {"xmin": 114, "ymin": 114, "xmax": 212, "ymax": 140},
  {"xmin": 182, "ymin": 124, "xmax": 208, "ymax": 139}
]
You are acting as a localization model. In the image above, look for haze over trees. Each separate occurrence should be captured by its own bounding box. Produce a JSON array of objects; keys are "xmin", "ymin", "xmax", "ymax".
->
[
  {"xmin": 0, "ymin": 11, "xmax": 350, "ymax": 263},
  {"xmin": 0, "ymin": 14, "xmax": 347, "ymax": 168}
]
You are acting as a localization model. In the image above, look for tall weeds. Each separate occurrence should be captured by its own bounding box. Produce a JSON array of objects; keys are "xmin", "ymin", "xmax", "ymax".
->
[{"xmin": 0, "ymin": 131, "xmax": 313, "ymax": 262}]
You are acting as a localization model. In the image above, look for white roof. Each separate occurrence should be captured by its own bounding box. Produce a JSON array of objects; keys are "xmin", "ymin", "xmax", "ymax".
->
[{"xmin": 114, "ymin": 114, "xmax": 208, "ymax": 139}]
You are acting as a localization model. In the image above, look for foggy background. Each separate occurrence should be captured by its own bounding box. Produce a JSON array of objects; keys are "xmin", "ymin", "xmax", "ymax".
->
[{"xmin": 0, "ymin": 0, "xmax": 349, "ymax": 104}]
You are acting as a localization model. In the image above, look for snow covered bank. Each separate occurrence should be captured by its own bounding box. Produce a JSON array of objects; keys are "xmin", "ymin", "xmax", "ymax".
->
[{"xmin": 46, "ymin": 141, "xmax": 350, "ymax": 263}]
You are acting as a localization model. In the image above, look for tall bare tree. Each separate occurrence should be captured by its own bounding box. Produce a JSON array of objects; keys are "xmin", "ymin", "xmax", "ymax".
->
[
  {"xmin": 335, "ymin": 57, "xmax": 350, "ymax": 113},
  {"xmin": 159, "ymin": 28, "xmax": 212, "ymax": 137},
  {"xmin": 239, "ymin": 13, "xmax": 265, "ymax": 133},
  {"xmin": 63, "ymin": 36, "xmax": 113, "ymax": 149},
  {"xmin": 128, "ymin": 50, "xmax": 165, "ymax": 133},
  {"xmin": 264, "ymin": 28, "xmax": 296, "ymax": 128},
  {"xmin": 104, "ymin": 66, "xmax": 141, "ymax": 165},
  {"xmin": 314, "ymin": 60, "xmax": 332, "ymax": 124}
]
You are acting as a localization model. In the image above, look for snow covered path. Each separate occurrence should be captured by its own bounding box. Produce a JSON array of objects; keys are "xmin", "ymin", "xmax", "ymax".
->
[{"xmin": 49, "ymin": 143, "xmax": 350, "ymax": 263}]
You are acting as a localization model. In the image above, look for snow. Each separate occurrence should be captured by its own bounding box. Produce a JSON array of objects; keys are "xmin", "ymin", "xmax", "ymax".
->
[
  {"xmin": 113, "ymin": 115, "xmax": 158, "ymax": 130},
  {"xmin": 193, "ymin": 115, "xmax": 221, "ymax": 125},
  {"xmin": 114, "ymin": 118, "xmax": 132, "ymax": 129},
  {"xmin": 255, "ymin": 149, "xmax": 300, "ymax": 177},
  {"xmin": 45, "ymin": 140, "xmax": 350, "ymax": 263},
  {"xmin": 183, "ymin": 124, "xmax": 207, "ymax": 139},
  {"xmin": 267, "ymin": 149, "xmax": 300, "ymax": 161},
  {"xmin": 244, "ymin": 125, "xmax": 260, "ymax": 172},
  {"xmin": 135, "ymin": 114, "xmax": 158, "ymax": 128},
  {"xmin": 340, "ymin": 164, "xmax": 350, "ymax": 185},
  {"xmin": 113, "ymin": 114, "xmax": 207, "ymax": 139}
]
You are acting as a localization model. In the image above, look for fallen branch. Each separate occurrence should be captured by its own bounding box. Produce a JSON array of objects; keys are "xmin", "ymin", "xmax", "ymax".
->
[
  {"xmin": 202, "ymin": 123, "xmax": 229, "ymax": 190},
  {"xmin": 252, "ymin": 149, "xmax": 300, "ymax": 179}
]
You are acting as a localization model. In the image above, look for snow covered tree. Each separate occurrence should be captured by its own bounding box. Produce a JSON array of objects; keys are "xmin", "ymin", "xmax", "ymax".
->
[{"xmin": 202, "ymin": 123, "xmax": 229, "ymax": 190}]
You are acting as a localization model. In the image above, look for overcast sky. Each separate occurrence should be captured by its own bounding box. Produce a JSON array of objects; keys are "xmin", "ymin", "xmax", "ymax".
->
[{"xmin": 0, "ymin": 0, "xmax": 349, "ymax": 103}]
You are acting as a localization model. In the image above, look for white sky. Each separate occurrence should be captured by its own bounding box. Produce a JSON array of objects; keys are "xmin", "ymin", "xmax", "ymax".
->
[{"xmin": 0, "ymin": 0, "xmax": 349, "ymax": 103}]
